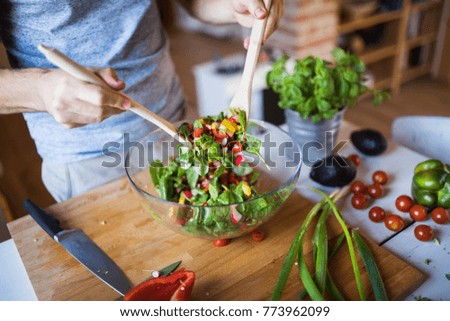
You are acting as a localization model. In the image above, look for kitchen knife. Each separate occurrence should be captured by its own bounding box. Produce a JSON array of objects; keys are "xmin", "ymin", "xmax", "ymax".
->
[{"xmin": 23, "ymin": 199, "xmax": 132, "ymax": 296}]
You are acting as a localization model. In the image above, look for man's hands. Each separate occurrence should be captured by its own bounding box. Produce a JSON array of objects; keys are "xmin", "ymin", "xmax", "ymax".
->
[
  {"xmin": 229, "ymin": 0, "xmax": 284, "ymax": 48},
  {"xmin": 180, "ymin": 0, "xmax": 284, "ymax": 47},
  {"xmin": 37, "ymin": 68, "xmax": 130, "ymax": 128}
]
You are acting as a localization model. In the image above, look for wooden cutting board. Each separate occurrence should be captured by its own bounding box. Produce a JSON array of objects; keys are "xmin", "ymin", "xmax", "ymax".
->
[{"xmin": 8, "ymin": 177, "xmax": 425, "ymax": 300}]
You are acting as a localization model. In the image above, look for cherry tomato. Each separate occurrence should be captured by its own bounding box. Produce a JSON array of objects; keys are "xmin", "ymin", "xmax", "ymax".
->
[
  {"xmin": 251, "ymin": 230, "xmax": 265, "ymax": 242},
  {"xmin": 414, "ymin": 224, "xmax": 433, "ymax": 242},
  {"xmin": 351, "ymin": 193, "xmax": 368, "ymax": 210},
  {"xmin": 395, "ymin": 195, "xmax": 414, "ymax": 212},
  {"xmin": 372, "ymin": 170, "xmax": 389, "ymax": 185},
  {"xmin": 368, "ymin": 206, "xmax": 386, "ymax": 223},
  {"xmin": 409, "ymin": 204, "xmax": 428, "ymax": 222},
  {"xmin": 213, "ymin": 239, "xmax": 230, "ymax": 247},
  {"xmin": 348, "ymin": 154, "xmax": 361, "ymax": 166},
  {"xmin": 367, "ymin": 183, "xmax": 383, "ymax": 199},
  {"xmin": 350, "ymin": 180, "xmax": 366, "ymax": 194},
  {"xmin": 384, "ymin": 214, "xmax": 404, "ymax": 232},
  {"xmin": 431, "ymin": 207, "xmax": 449, "ymax": 224}
]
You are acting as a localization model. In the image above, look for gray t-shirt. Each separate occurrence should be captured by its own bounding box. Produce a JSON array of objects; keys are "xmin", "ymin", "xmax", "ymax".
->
[{"xmin": 0, "ymin": 0, "xmax": 184, "ymax": 162}]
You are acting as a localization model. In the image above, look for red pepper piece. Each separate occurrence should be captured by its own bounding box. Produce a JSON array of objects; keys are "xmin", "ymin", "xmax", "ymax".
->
[
  {"xmin": 193, "ymin": 128, "xmax": 203, "ymax": 138},
  {"xmin": 124, "ymin": 270, "xmax": 195, "ymax": 301}
]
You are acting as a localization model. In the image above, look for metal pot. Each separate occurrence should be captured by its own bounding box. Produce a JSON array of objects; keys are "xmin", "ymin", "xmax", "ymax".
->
[{"xmin": 285, "ymin": 109, "xmax": 345, "ymax": 166}]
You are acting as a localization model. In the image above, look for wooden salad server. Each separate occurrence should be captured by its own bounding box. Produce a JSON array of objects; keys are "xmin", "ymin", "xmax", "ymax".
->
[
  {"xmin": 229, "ymin": 0, "xmax": 272, "ymax": 125},
  {"xmin": 37, "ymin": 44, "xmax": 188, "ymax": 143}
]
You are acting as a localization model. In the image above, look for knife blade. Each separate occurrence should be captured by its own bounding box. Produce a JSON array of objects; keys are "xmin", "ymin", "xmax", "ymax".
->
[
  {"xmin": 391, "ymin": 116, "xmax": 450, "ymax": 164},
  {"xmin": 23, "ymin": 199, "xmax": 132, "ymax": 296}
]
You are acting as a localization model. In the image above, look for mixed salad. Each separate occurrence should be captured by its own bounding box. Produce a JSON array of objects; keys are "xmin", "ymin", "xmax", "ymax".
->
[{"xmin": 148, "ymin": 108, "xmax": 290, "ymax": 237}]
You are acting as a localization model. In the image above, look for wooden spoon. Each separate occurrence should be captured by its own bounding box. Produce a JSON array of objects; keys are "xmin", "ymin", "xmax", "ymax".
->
[
  {"xmin": 37, "ymin": 44, "xmax": 188, "ymax": 143},
  {"xmin": 229, "ymin": 0, "xmax": 272, "ymax": 124}
]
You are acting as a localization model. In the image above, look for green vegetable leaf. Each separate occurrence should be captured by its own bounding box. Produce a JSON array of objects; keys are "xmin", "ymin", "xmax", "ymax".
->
[
  {"xmin": 208, "ymin": 178, "xmax": 219, "ymax": 200},
  {"xmin": 186, "ymin": 166, "xmax": 199, "ymax": 190},
  {"xmin": 178, "ymin": 122, "xmax": 191, "ymax": 139},
  {"xmin": 149, "ymin": 160, "xmax": 164, "ymax": 187},
  {"xmin": 193, "ymin": 120, "xmax": 203, "ymax": 129}
]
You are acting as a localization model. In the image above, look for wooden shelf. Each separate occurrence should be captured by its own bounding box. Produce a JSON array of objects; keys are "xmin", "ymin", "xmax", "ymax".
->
[
  {"xmin": 411, "ymin": 0, "xmax": 443, "ymax": 13},
  {"xmin": 339, "ymin": 11, "xmax": 402, "ymax": 34},
  {"xmin": 402, "ymin": 64, "xmax": 432, "ymax": 83},
  {"xmin": 338, "ymin": 0, "xmax": 446, "ymax": 94},
  {"xmin": 374, "ymin": 77, "xmax": 393, "ymax": 90},
  {"xmin": 360, "ymin": 44, "xmax": 397, "ymax": 64},
  {"xmin": 407, "ymin": 31, "xmax": 438, "ymax": 49}
]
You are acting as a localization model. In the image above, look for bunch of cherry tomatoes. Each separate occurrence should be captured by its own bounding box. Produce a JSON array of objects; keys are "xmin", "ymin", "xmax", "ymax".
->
[{"xmin": 348, "ymin": 154, "xmax": 449, "ymax": 242}]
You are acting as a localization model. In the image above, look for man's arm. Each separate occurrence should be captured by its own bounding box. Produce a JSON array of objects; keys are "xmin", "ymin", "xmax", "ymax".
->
[
  {"xmin": 0, "ymin": 41, "xmax": 130, "ymax": 128},
  {"xmin": 176, "ymin": 0, "xmax": 284, "ymax": 46},
  {"xmin": 0, "ymin": 68, "xmax": 48, "ymax": 114}
]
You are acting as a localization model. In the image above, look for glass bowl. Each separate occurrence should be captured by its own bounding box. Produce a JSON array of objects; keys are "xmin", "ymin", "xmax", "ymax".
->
[{"xmin": 125, "ymin": 119, "xmax": 302, "ymax": 240}]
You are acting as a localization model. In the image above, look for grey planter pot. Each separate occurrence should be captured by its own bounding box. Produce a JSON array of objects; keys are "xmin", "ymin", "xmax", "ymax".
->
[{"xmin": 285, "ymin": 109, "xmax": 345, "ymax": 166}]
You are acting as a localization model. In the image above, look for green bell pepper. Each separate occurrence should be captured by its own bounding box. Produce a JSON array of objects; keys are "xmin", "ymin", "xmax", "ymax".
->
[{"xmin": 411, "ymin": 159, "xmax": 450, "ymax": 208}]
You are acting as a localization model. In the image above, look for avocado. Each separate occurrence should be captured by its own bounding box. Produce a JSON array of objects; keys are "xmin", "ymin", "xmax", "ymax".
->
[
  {"xmin": 351, "ymin": 129, "xmax": 387, "ymax": 156},
  {"xmin": 310, "ymin": 155, "xmax": 357, "ymax": 187}
]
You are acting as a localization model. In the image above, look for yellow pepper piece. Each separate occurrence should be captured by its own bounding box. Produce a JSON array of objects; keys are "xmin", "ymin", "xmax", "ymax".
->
[
  {"xmin": 242, "ymin": 182, "xmax": 251, "ymax": 197},
  {"xmin": 211, "ymin": 123, "xmax": 218, "ymax": 130},
  {"xmin": 221, "ymin": 119, "xmax": 238, "ymax": 134},
  {"xmin": 179, "ymin": 194, "xmax": 186, "ymax": 204}
]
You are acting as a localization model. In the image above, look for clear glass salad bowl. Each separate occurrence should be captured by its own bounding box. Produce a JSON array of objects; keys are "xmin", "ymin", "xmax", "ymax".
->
[{"xmin": 125, "ymin": 119, "xmax": 302, "ymax": 240}]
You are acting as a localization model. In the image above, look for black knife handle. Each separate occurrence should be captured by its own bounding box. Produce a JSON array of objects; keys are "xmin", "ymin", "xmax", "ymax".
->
[{"xmin": 23, "ymin": 199, "xmax": 63, "ymax": 238}]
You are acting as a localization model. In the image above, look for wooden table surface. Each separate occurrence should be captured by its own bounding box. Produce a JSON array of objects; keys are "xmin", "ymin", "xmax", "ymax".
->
[{"xmin": 7, "ymin": 120, "xmax": 440, "ymax": 301}]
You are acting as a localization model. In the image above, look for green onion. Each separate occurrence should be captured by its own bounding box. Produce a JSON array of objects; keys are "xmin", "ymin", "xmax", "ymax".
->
[
  {"xmin": 312, "ymin": 204, "xmax": 330, "ymax": 294},
  {"xmin": 271, "ymin": 199, "xmax": 326, "ymax": 300},
  {"xmin": 326, "ymin": 272, "xmax": 345, "ymax": 300},
  {"xmin": 352, "ymin": 230, "xmax": 388, "ymax": 300},
  {"xmin": 272, "ymin": 187, "xmax": 386, "ymax": 301},
  {"xmin": 311, "ymin": 187, "xmax": 366, "ymax": 301},
  {"xmin": 298, "ymin": 247, "xmax": 325, "ymax": 300}
]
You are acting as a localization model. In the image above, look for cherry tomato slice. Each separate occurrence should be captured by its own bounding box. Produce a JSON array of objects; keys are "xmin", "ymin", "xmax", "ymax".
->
[
  {"xmin": 368, "ymin": 206, "xmax": 386, "ymax": 223},
  {"xmin": 367, "ymin": 183, "xmax": 383, "ymax": 199},
  {"xmin": 213, "ymin": 239, "xmax": 230, "ymax": 247},
  {"xmin": 414, "ymin": 224, "xmax": 433, "ymax": 242},
  {"xmin": 351, "ymin": 193, "xmax": 368, "ymax": 210},
  {"xmin": 348, "ymin": 154, "xmax": 361, "ymax": 166},
  {"xmin": 409, "ymin": 204, "xmax": 428, "ymax": 222},
  {"xmin": 251, "ymin": 230, "xmax": 265, "ymax": 242},
  {"xmin": 431, "ymin": 207, "xmax": 449, "ymax": 224},
  {"xmin": 395, "ymin": 195, "xmax": 414, "ymax": 213},
  {"xmin": 350, "ymin": 180, "xmax": 366, "ymax": 194},
  {"xmin": 372, "ymin": 170, "xmax": 389, "ymax": 185},
  {"xmin": 384, "ymin": 214, "xmax": 404, "ymax": 232},
  {"xmin": 232, "ymin": 142, "xmax": 243, "ymax": 154}
]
